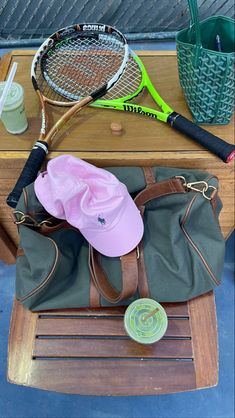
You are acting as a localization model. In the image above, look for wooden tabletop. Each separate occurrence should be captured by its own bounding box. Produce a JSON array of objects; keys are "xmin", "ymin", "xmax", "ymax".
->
[
  {"xmin": 0, "ymin": 50, "xmax": 234, "ymax": 242},
  {"xmin": 0, "ymin": 50, "xmax": 234, "ymax": 156}
]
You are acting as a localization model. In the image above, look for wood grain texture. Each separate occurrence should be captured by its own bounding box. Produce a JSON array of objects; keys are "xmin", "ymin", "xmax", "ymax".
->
[
  {"xmin": 0, "ymin": 224, "xmax": 16, "ymax": 264},
  {"xmin": 188, "ymin": 291, "xmax": 218, "ymax": 388},
  {"xmin": 27, "ymin": 359, "xmax": 196, "ymax": 396},
  {"xmin": 35, "ymin": 317, "xmax": 191, "ymax": 337},
  {"xmin": 8, "ymin": 293, "xmax": 218, "ymax": 395},
  {"xmin": 8, "ymin": 300, "xmax": 38, "ymax": 386},
  {"xmin": 0, "ymin": 51, "xmax": 234, "ymax": 245},
  {"xmin": 33, "ymin": 338, "xmax": 193, "ymax": 359},
  {"xmin": 38, "ymin": 302, "xmax": 189, "ymax": 316},
  {"xmin": 8, "ymin": 299, "xmax": 198, "ymax": 395}
]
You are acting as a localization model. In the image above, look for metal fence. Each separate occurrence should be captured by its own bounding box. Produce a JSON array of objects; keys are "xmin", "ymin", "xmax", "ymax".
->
[{"xmin": 0, "ymin": 0, "xmax": 234, "ymax": 47}]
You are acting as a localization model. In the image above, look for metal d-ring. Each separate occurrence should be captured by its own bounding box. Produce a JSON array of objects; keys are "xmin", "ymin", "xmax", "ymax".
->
[{"xmin": 202, "ymin": 185, "xmax": 217, "ymax": 200}]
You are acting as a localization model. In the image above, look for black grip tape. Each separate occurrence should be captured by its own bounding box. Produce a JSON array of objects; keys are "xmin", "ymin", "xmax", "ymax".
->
[
  {"xmin": 91, "ymin": 84, "xmax": 108, "ymax": 100},
  {"xmin": 6, "ymin": 141, "xmax": 48, "ymax": 208},
  {"xmin": 167, "ymin": 112, "xmax": 235, "ymax": 163}
]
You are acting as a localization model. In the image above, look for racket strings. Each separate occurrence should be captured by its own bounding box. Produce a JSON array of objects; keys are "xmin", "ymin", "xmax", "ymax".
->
[
  {"xmin": 103, "ymin": 55, "xmax": 143, "ymax": 101},
  {"xmin": 36, "ymin": 71, "xmax": 70, "ymax": 103},
  {"xmin": 37, "ymin": 32, "xmax": 126, "ymax": 101},
  {"xmin": 34, "ymin": 54, "xmax": 144, "ymax": 107}
]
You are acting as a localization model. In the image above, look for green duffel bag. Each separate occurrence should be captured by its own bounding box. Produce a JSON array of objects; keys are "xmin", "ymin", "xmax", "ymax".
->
[{"xmin": 13, "ymin": 166, "xmax": 225, "ymax": 311}]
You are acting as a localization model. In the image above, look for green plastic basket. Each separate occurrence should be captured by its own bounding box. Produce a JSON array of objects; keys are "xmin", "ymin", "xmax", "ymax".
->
[{"xmin": 176, "ymin": 0, "xmax": 235, "ymax": 125}]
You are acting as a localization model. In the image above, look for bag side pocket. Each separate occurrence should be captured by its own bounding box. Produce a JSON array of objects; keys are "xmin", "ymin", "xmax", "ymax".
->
[
  {"xmin": 180, "ymin": 189, "xmax": 225, "ymax": 295},
  {"xmin": 16, "ymin": 225, "xmax": 58, "ymax": 305}
]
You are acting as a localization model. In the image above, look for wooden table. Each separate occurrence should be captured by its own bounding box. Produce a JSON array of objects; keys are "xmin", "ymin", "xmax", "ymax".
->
[
  {"xmin": 1, "ymin": 50, "xmax": 234, "ymax": 395},
  {"xmin": 0, "ymin": 50, "xmax": 234, "ymax": 243}
]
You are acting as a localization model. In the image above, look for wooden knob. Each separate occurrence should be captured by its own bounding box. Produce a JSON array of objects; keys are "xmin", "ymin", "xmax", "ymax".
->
[{"xmin": 110, "ymin": 122, "xmax": 123, "ymax": 136}]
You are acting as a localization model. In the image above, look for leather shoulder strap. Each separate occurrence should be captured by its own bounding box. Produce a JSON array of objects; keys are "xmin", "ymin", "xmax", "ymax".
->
[{"xmin": 134, "ymin": 178, "xmax": 186, "ymax": 208}]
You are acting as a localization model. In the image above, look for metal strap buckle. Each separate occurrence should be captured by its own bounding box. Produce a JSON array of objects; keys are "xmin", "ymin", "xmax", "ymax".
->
[{"xmin": 136, "ymin": 245, "xmax": 140, "ymax": 260}]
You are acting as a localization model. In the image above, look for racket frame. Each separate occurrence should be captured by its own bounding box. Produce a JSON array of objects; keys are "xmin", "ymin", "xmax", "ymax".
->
[
  {"xmin": 92, "ymin": 49, "xmax": 173, "ymax": 122},
  {"xmin": 6, "ymin": 23, "xmax": 129, "ymax": 208},
  {"xmin": 91, "ymin": 48, "xmax": 234, "ymax": 163},
  {"xmin": 31, "ymin": 23, "xmax": 129, "ymax": 146}
]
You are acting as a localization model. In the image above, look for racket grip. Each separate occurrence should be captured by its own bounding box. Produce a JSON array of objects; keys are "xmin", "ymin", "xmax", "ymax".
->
[
  {"xmin": 6, "ymin": 141, "xmax": 48, "ymax": 208},
  {"xmin": 167, "ymin": 112, "xmax": 235, "ymax": 163}
]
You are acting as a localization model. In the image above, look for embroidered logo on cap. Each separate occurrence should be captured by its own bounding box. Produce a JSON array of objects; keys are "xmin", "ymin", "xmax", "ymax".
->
[{"xmin": 98, "ymin": 216, "xmax": 106, "ymax": 225}]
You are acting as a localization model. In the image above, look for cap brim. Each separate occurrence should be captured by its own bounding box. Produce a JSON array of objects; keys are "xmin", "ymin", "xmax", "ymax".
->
[{"xmin": 80, "ymin": 197, "xmax": 144, "ymax": 257}]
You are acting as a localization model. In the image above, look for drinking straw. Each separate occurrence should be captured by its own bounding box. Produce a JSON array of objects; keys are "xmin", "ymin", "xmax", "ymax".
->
[{"xmin": 0, "ymin": 62, "xmax": 18, "ymax": 118}]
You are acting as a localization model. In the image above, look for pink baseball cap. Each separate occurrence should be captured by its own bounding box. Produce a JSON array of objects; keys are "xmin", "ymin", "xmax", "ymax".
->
[{"xmin": 34, "ymin": 155, "xmax": 144, "ymax": 257}]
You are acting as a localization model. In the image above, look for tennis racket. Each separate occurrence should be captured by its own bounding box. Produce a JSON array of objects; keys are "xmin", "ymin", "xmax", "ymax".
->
[
  {"xmin": 6, "ymin": 23, "xmax": 128, "ymax": 208},
  {"xmin": 92, "ymin": 49, "xmax": 235, "ymax": 163}
]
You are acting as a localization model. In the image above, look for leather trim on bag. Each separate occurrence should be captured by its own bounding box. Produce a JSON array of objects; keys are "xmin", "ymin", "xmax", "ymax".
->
[
  {"xmin": 89, "ymin": 271, "xmax": 101, "ymax": 307},
  {"xmin": 143, "ymin": 167, "xmax": 155, "ymax": 185},
  {"xmin": 181, "ymin": 193, "xmax": 220, "ymax": 286},
  {"xmin": 137, "ymin": 238, "xmax": 150, "ymax": 298},
  {"xmin": 136, "ymin": 202, "xmax": 149, "ymax": 298},
  {"xmin": 210, "ymin": 189, "xmax": 218, "ymax": 216},
  {"xmin": 23, "ymin": 187, "xmax": 28, "ymax": 208},
  {"xmin": 19, "ymin": 238, "xmax": 59, "ymax": 302},
  {"xmin": 40, "ymin": 220, "xmax": 77, "ymax": 235},
  {"xmin": 16, "ymin": 248, "xmax": 25, "ymax": 257}
]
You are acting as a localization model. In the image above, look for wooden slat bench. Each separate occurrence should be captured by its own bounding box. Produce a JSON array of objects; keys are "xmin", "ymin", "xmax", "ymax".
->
[{"xmin": 8, "ymin": 292, "xmax": 217, "ymax": 395}]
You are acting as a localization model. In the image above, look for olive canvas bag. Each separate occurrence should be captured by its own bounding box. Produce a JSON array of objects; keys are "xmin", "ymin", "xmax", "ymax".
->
[{"xmin": 13, "ymin": 166, "xmax": 225, "ymax": 311}]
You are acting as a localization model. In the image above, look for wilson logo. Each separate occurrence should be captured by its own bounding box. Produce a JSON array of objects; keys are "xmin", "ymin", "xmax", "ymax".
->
[{"xmin": 123, "ymin": 104, "xmax": 157, "ymax": 119}]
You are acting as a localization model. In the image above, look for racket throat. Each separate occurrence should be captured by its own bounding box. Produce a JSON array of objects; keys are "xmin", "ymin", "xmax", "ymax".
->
[
  {"xmin": 167, "ymin": 112, "xmax": 180, "ymax": 127},
  {"xmin": 33, "ymin": 141, "xmax": 49, "ymax": 154},
  {"xmin": 91, "ymin": 85, "xmax": 108, "ymax": 101}
]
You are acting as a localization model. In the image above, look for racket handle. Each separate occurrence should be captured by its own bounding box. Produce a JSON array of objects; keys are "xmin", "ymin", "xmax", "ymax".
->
[
  {"xmin": 6, "ymin": 141, "xmax": 48, "ymax": 208},
  {"xmin": 167, "ymin": 112, "xmax": 235, "ymax": 163}
]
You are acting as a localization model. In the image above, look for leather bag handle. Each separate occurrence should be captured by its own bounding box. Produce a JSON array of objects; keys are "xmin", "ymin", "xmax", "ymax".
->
[
  {"xmin": 89, "ymin": 246, "xmax": 139, "ymax": 304},
  {"xmin": 134, "ymin": 178, "xmax": 185, "ymax": 209},
  {"xmin": 89, "ymin": 178, "xmax": 186, "ymax": 303}
]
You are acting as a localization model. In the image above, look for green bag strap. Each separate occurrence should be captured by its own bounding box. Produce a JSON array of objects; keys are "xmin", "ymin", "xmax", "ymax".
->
[
  {"xmin": 188, "ymin": 0, "xmax": 202, "ymax": 45},
  {"xmin": 89, "ymin": 178, "xmax": 186, "ymax": 304},
  {"xmin": 187, "ymin": 0, "xmax": 202, "ymax": 66}
]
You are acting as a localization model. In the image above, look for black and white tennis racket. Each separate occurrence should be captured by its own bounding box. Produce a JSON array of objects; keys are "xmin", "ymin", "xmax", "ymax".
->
[
  {"xmin": 92, "ymin": 48, "xmax": 235, "ymax": 163},
  {"xmin": 6, "ymin": 23, "xmax": 128, "ymax": 208}
]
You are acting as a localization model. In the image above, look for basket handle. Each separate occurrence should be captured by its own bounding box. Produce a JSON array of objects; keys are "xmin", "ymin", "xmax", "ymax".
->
[{"xmin": 188, "ymin": 0, "xmax": 202, "ymax": 65}]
